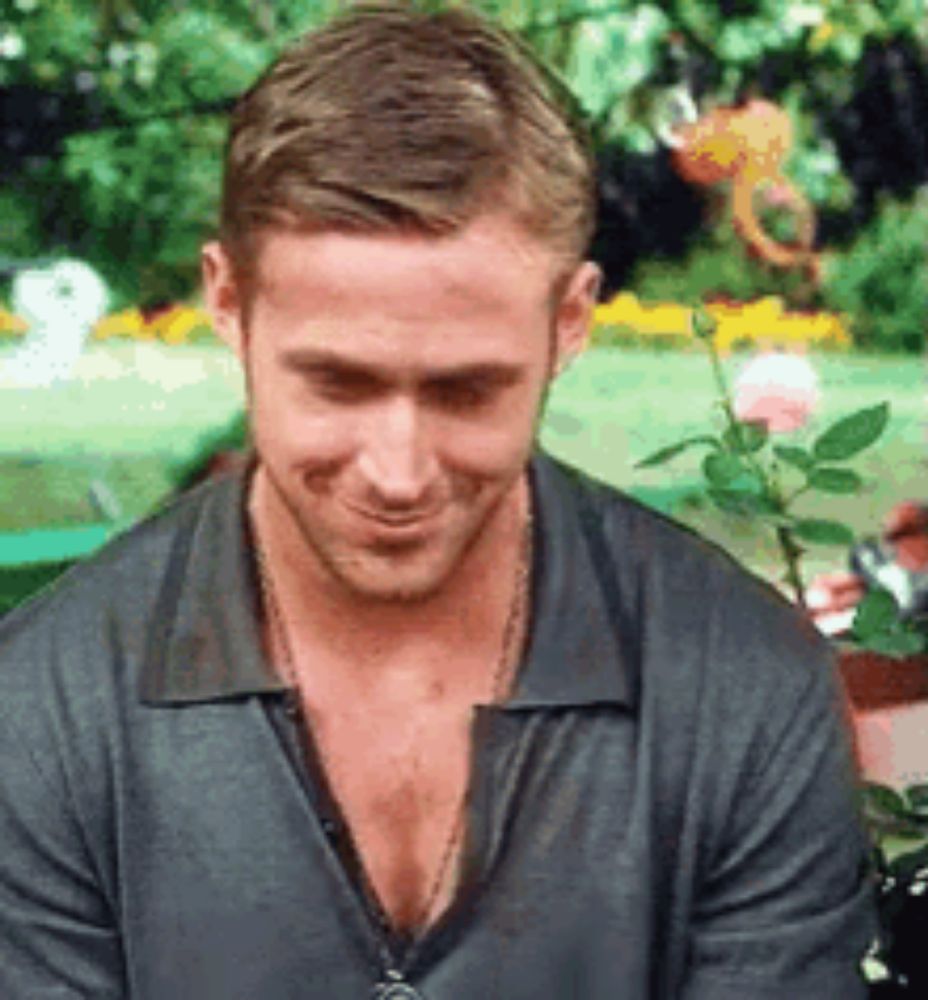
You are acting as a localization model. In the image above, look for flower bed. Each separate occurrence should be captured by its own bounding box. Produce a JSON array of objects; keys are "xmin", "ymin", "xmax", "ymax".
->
[
  {"xmin": 593, "ymin": 293, "xmax": 853, "ymax": 353},
  {"xmin": 0, "ymin": 302, "xmax": 216, "ymax": 346}
]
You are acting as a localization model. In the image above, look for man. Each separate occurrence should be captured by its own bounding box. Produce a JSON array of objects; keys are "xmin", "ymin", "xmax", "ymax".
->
[{"xmin": 0, "ymin": 4, "xmax": 875, "ymax": 997}]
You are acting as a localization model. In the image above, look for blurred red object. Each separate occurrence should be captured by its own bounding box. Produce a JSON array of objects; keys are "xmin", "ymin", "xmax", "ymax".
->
[
  {"xmin": 671, "ymin": 99, "xmax": 819, "ymax": 275},
  {"xmin": 885, "ymin": 501, "xmax": 928, "ymax": 572}
]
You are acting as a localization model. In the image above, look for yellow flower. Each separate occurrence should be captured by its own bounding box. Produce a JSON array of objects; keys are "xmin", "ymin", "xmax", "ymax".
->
[
  {"xmin": 92, "ymin": 308, "xmax": 147, "ymax": 340},
  {"xmin": 147, "ymin": 305, "xmax": 212, "ymax": 345},
  {"xmin": 0, "ymin": 305, "xmax": 27, "ymax": 335},
  {"xmin": 592, "ymin": 292, "xmax": 852, "ymax": 353},
  {"xmin": 809, "ymin": 21, "xmax": 835, "ymax": 52}
]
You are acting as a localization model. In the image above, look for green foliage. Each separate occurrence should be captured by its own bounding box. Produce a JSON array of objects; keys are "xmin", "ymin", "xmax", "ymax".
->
[
  {"xmin": 633, "ymin": 301, "xmax": 923, "ymax": 655},
  {"xmin": 630, "ymin": 192, "xmax": 927, "ymax": 354},
  {"xmin": 61, "ymin": 116, "xmax": 226, "ymax": 304},
  {"xmin": 3, "ymin": 0, "xmax": 927, "ymax": 310},
  {"xmin": 863, "ymin": 781, "xmax": 928, "ymax": 842},
  {"xmin": 630, "ymin": 218, "xmax": 812, "ymax": 310},
  {"xmin": 822, "ymin": 192, "xmax": 928, "ymax": 353},
  {"xmin": 811, "ymin": 402, "xmax": 890, "ymax": 461},
  {"xmin": 635, "ymin": 434, "xmax": 720, "ymax": 467},
  {"xmin": 806, "ymin": 467, "xmax": 863, "ymax": 494},
  {"xmin": 791, "ymin": 518, "xmax": 855, "ymax": 546},
  {"xmin": 852, "ymin": 589, "xmax": 926, "ymax": 656},
  {"xmin": 0, "ymin": 0, "xmax": 283, "ymax": 306}
]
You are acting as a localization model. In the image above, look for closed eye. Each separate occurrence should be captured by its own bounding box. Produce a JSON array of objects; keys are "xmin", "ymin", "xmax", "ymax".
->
[
  {"xmin": 300, "ymin": 369, "xmax": 386, "ymax": 403},
  {"xmin": 423, "ymin": 372, "xmax": 518, "ymax": 410},
  {"xmin": 281, "ymin": 349, "xmax": 523, "ymax": 408}
]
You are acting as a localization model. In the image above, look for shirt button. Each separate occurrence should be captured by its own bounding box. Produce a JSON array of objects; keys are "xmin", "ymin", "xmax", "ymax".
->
[
  {"xmin": 321, "ymin": 818, "xmax": 339, "ymax": 838},
  {"xmin": 284, "ymin": 692, "xmax": 301, "ymax": 719}
]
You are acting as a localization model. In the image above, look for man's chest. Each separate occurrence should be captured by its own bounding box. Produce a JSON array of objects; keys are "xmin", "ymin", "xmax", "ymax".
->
[
  {"xmin": 301, "ymin": 699, "xmax": 476, "ymax": 934},
  {"xmin": 120, "ymin": 698, "xmax": 657, "ymax": 997}
]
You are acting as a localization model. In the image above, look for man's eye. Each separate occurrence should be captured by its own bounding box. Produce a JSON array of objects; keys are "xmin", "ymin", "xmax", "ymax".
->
[
  {"xmin": 427, "ymin": 380, "xmax": 496, "ymax": 409},
  {"xmin": 307, "ymin": 374, "xmax": 381, "ymax": 401}
]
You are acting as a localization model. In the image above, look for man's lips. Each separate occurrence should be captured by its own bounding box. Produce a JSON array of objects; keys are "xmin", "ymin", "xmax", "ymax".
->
[{"xmin": 343, "ymin": 503, "xmax": 442, "ymax": 532}]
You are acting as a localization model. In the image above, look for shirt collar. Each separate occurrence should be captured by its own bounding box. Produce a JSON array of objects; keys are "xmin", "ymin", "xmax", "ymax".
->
[{"xmin": 139, "ymin": 450, "xmax": 637, "ymax": 711}]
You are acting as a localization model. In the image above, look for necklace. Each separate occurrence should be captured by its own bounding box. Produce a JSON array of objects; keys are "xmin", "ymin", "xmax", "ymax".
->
[{"xmin": 253, "ymin": 489, "xmax": 533, "ymax": 998}]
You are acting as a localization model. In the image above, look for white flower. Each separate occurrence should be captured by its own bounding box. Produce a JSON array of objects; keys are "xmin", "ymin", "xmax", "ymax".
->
[
  {"xmin": 0, "ymin": 30, "xmax": 25, "ymax": 60},
  {"xmin": 13, "ymin": 259, "xmax": 109, "ymax": 333},
  {"xmin": 107, "ymin": 42, "xmax": 132, "ymax": 68},
  {"xmin": 5, "ymin": 260, "xmax": 109, "ymax": 387},
  {"xmin": 785, "ymin": 3, "xmax": 825, "ymax": 30},
  {"xmin": 733, "ymin": 351, "xmax": 821, "ymax": 433}
]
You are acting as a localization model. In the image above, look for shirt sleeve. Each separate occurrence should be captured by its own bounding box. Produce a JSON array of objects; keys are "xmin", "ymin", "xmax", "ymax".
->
[
  {"xmin": 681, "ymin": 653, "xmax": 877, "ymax": 999},
  {"xmin": 0, "ymin": 714, "xmax": 125, "ymax": 997}
]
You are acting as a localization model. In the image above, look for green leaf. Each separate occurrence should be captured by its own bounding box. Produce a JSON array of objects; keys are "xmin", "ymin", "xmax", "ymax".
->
[
  {"xmin": 886, "ymin": 840, "xmax": 928, "ymax": 879},
  {"xmin": 792, "ymin": 518, "xmax": 855, "ymax": 546},
  {"xmin": 862, "ymin": 783, "xmax": 909, "ymax": 821},
  {"xmin": 812, "ymin": 402, "xmax": 890, "ymax": 462},
  {"xmin": 702, "ymin": 452, "xmax": 746, "ymax": 488},
  {"xmin": 861, "ymin": 629, "xmax": 926, "ymax": 658},
  {"xmin": 772, "ymin": 445, "xmax": 815, "ymax": 472},
  {"xmin": 707, "ymin": 488, "xmax": 749, "ymax": 515},
  {"xmin": 853, "ymin": 588, "xmax": 900, "ymax": 636},
  {"xmin": 905, "ymin": 786, "xmax": 928, "ymax": 819},
  {"xmin": 707, "ymin": 488, "xmax": 775, "ymax": 516},
  {"xmin": 691, "ymin": 306, "xmax": 717, "ymax": 340},
  {"xmin": 634, "ymin": 435, "xmax": 718, "ymax": 469},
  {"xmin": 724, "ymin": 421, "xmax": 768, "ymax": 454},
  {"xmin": 807, "ymin": 467, "xmax": 864, "ymax": 495}
]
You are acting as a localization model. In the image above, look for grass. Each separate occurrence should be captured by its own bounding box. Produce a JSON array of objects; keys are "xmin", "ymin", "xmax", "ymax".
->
[
  {"xmin": 0, "ymin": 341, "xmax": 244, "ymax": 530},
  {"xmin": 1, "ymin": 339, "xmax": 924, "ymax": 606}
]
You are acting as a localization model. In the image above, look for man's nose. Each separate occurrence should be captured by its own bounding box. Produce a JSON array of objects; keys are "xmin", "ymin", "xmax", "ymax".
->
[{"xmin": 357, "ymin": 395, "xmax": 437, "ymax": 508}]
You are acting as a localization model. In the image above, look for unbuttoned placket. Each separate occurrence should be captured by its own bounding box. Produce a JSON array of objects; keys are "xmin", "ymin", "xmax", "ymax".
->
[{"xmin": 260, "ymin": 689, "xmax": 518, "ymax": 987}]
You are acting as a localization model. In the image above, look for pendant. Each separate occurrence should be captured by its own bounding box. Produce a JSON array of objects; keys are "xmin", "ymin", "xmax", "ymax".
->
[{"xmin": 371, "ymin": 973, "xmax": 424, "ymax": 999}]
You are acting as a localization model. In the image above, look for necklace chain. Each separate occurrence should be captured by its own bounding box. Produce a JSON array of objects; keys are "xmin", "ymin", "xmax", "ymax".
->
[{"xmin": 252, "ymin": 491, "xmax": 533, "ymax": 960}]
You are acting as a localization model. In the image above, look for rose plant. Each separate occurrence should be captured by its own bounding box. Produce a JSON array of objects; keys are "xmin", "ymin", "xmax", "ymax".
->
[{"xmin": 636, "ymin": 306, "xmax": 925, "ymax": 656}]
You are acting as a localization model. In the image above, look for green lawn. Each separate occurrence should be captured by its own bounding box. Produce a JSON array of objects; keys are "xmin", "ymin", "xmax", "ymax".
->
[
  {"xmin": 0, "ymin": 342, "xmax": 245, "ymax": 531},
  {"xmin": 1, "ymin": 340, "xmax": 924, "ymax": 607}
]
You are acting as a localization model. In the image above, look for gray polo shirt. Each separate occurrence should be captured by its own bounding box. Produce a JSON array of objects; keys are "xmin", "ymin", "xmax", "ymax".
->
[{"xmin": 0, "ymin": 451, "xmax": 875, "ymax": 998}]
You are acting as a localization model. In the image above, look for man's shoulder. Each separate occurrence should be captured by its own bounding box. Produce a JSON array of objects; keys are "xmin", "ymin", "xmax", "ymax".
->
[
  {"xmin": 538, "ymin": 452, "xmax": 833, "ymax": 693},
  {"xmin": 536, "ymin": 449, "xmax": 756, "ymax": 589}
]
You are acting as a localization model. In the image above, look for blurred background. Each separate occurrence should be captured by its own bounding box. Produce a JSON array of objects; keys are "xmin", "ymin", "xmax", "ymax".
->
[{"xmin": 1, "ymin": 0, "xmax": 926, "ymax": 611}]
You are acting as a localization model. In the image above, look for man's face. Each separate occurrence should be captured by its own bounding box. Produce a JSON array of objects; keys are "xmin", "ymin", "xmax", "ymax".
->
[{"xmin": 204, "ymin": 213, "xmax": 598, "ymax": 603}]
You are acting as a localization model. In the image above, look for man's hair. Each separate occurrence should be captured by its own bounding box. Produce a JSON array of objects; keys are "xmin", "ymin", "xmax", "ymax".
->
[{"xmin": 219, "ymin": 2, "xmax": 596, "ymax": 297}]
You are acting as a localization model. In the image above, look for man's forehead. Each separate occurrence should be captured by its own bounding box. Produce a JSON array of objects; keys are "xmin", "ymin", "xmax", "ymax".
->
[{"xmin": 243, "ymin": 216, "xmax": 567, "ymax": 296}]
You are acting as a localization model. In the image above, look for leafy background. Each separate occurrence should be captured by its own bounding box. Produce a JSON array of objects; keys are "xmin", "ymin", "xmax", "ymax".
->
[{"xmin": 1, "ymin": 0, "xmax": 926, "ymax": 349}]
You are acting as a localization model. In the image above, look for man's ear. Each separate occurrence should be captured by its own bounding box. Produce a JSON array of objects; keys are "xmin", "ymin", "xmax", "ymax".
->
[
  {"xmin": 202, "ymin": 241, "xmax": 246, "ymax": 359},
  {"xmin": 551, "ymin": 260, "xmax": 601, "ymax": 377}
]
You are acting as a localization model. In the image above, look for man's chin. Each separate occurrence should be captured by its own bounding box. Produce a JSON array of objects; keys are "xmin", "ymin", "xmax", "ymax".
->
[
  {"xmin": 330, "ymin": 562, "xmax": 452, "ymax": 605},
  {"xmin": 313, "ymin": 540, "xmax": 460, "ymax": 605}
]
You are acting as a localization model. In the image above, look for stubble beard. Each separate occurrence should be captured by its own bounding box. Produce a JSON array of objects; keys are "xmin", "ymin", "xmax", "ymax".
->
[{"xmin": 261, "ymin": 459, "xmax": 517, "ymax": 607}]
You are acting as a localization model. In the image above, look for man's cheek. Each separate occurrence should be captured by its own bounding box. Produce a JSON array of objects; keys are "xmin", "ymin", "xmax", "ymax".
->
[{"xmin": 273, "ymin": 405, "xmax": 355, "ymax": 459}]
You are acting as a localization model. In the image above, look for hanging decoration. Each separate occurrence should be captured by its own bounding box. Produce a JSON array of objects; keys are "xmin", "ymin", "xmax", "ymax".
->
[{"xmin": 669, "ymin": 98, "xmax": 821, "ymax": 278}]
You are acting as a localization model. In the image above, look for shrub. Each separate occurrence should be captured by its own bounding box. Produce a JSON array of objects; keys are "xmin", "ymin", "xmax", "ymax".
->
[{"xmin": 821, "ymin": 191, "xmax": 928, "ymax": 353}]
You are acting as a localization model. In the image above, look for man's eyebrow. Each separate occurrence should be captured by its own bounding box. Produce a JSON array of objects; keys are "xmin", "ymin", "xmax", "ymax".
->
[
  {"xmin": 279, "ymin": 348, "xmax": 523, "ymax": 384},
  {"xmin": 280, "ymin": 348, "xmax": 385, "ymax": 378}
]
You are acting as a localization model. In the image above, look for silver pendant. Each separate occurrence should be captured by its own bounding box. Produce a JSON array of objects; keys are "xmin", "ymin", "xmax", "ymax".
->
[{"xmin": 371, "ymin": 976, "xmax": 423, "ymax": 999}]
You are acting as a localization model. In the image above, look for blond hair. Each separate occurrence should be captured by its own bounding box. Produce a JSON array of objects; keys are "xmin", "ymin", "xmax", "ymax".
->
[{"xmin": 219, "ymin": 2, "xmax": 596, "ymax": 295}]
